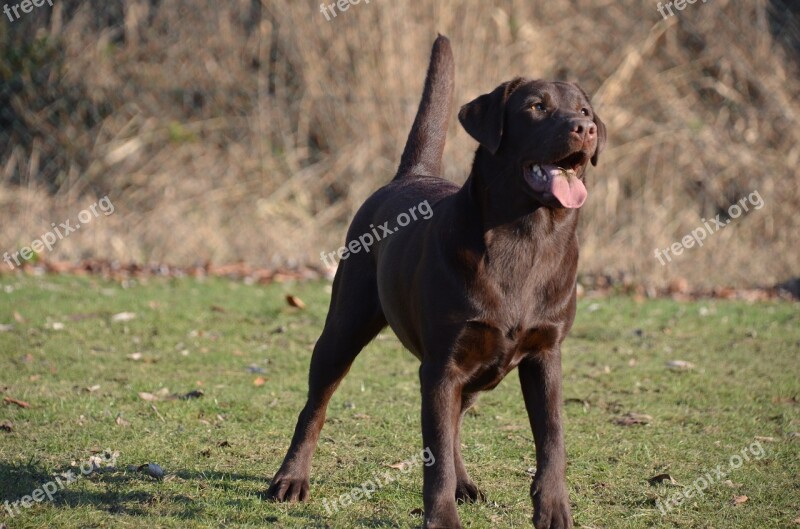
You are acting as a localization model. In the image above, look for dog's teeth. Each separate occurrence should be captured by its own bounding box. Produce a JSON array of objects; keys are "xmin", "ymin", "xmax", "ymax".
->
[{"xmin": 535, "ymin": 166, "xmax": 547, "ymax": 181}]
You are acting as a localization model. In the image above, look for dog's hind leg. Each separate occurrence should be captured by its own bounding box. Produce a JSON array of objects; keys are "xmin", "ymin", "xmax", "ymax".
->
[{"xmin": 266, "ymin": 261, "xmax": 386, "ymax": 502}]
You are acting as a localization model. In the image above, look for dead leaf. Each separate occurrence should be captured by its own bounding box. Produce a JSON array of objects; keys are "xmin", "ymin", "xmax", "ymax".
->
[
  {"xmin": 29, "ymin": 375, "xmax": 40, "ymax": 382},
  {"xmin": 722, "ymin": 480, "xmax": 742, "ymax": 488},
  {"xmin": 84, "ymin": 385, "xmax": 101, "ymax": 393},
  {"xmin": 112, "ymin": 312, "xmax": 136, "ymax": 322},
  {"xmin": 253, "ymin": 376, "xmax": 266, "ymax": 387},
  {"xmin": 137, "ymin": 463, "xmax": 165, "ymax": 479},
  {"xmin": 388, "ymin": 461, "xmax": 410, "ymax": 470},
  {"xmin": 115, "ymin": 415, "xmax": 130, "ymax": 427},
  {"xmin": 732, "ymin": 495, "xmax": 749, "ymax": 506},
  {"xmin": 648, "ymin": 473, "xmax": 678, "ymax": 486},
  {"xmin": 13, "ymin": 311, "xmax": 25, "ymax": 323},
  {"xmin": 667, "ymin": 360, "xmax": 695, "ymax": 371},
  {"xmin": 140, "ymin": 388, "xmax": 177, "ymax": 401},
  {"xmin": 285, "ymin": 295, "xmax": 306, "ymax": 309},
  {"xmin": 50, "ymin": 322, "xmax": 65, "ymax": 330},
  {"xmin": 0, "ymin": 420, "xmax": 12, "ymax": 432},
  {"xmin": 211, "ymin": 305, "xmax": 226, "ymax": 313},
  {"xmin": 127, "ymin": 352, "xmax": 143, "ymax": 361},
  {"xmin": 3, "ymin": 396, "xmax": 30, "ymax": 408},
  {"xmin": 499, "ymin": 424, "xmax": 523, "ymax": 432},
  {"xmin": 0, "ymin": 324, "xmax": 14, "ymax": 332},
  {"xmin": 179, "ymin": 390, "xmax": 204, "ymax": 400},
  {"xmin": 614, "ymin": 413, "xmax": 652, "ymax": 426},
  {"xmin": 754, "ymin": 436, "xmax": 775, "ymax": 442}
]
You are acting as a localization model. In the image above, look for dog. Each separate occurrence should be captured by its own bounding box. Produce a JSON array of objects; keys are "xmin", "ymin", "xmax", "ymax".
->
[{"xmin": 267, "ymin": 35, "xmax": 606, "ymax": 529}]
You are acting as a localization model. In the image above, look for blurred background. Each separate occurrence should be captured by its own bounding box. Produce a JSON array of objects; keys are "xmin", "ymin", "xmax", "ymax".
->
[{"xmin": 0, "ymin": 0, "xmax": 798, "ymax": 291}]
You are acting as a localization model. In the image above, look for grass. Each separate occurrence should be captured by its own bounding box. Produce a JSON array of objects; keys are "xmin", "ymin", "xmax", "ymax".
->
[{"xmin": 0, "ymin": 275, "xmax": 798, "ymax": 528}]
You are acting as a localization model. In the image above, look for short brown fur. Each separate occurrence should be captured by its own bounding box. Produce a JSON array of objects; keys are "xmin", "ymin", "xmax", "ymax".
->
[{"xmin": 267, "ymin": 35, "xmax": 606, "ymax": 529}]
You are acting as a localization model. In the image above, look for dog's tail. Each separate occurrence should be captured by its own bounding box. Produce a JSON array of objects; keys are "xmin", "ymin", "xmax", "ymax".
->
[{"xmin": 394, "ymin": 34, "xmax": 454, "ymax": 180}]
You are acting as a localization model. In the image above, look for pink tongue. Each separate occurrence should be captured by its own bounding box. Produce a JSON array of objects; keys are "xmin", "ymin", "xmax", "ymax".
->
[{"xmin": 544, "ymin": 166, "xmax": 587, "ymax": 208}]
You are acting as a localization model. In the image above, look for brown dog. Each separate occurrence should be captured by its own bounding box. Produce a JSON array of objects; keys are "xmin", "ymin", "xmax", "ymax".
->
[{"xmin": 267, "ymin": 35, "xmax": 606, "ymax": 529}]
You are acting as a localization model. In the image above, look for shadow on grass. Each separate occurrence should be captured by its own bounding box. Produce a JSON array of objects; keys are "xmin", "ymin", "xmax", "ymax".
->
[
  {"xmin": 0, "ymin": 462, "xmax": 409, "ymax": 526},
  {"xmin": 0, "ymin": 462, "xmax": 373, "ymax": 525}
]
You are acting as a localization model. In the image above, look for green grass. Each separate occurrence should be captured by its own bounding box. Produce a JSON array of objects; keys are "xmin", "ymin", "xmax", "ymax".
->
[{"xmin": 0, "ymin": 275, "xmax": 798, "ymax": 528}]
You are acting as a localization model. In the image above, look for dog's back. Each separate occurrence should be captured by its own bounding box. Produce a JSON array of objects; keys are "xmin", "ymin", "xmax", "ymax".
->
[{"xmin": 344, "ymin": 35, "xmax": 459, "ymax": 264}]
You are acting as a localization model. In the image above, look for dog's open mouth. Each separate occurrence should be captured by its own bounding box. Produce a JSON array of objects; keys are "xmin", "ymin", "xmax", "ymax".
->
[{"xmin": 523, "ymin": 152, "xmax": 588, "ymax": 209}]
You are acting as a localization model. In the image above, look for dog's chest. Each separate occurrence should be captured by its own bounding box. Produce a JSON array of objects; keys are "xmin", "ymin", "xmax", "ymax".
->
[{"xmin": 453, "ymin": 320, "xmax": 560, "ymax": 392}]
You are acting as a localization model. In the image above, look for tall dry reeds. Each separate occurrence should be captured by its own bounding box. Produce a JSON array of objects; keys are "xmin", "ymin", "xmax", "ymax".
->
[{"xmin": 0, "ymin": 0, "xmax": 798, "ymax": 287}]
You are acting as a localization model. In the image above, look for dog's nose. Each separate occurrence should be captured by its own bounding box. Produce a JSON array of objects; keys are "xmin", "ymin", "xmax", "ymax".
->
[{"xmin": 571, "ymin": 120, "xmax": 596, "ymax": 138}]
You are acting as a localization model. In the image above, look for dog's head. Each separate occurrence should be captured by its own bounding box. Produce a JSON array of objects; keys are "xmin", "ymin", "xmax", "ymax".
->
[{"xmin": 458, "ymin": 78, "xmax": 606, "ymax": 209}]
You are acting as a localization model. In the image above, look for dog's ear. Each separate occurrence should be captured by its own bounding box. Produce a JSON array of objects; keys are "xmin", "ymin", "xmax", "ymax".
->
[
  {"xmin": 458, "ymin": 79, "xmax": 522, "ymax": 155},
  {"xmin": 591, "ymin": 112, "xmax": 607, "ymax": 166}
]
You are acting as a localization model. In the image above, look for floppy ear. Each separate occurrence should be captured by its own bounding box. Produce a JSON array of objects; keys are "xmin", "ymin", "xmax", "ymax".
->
[
  {"xmin": 591, "ymin": 112, "xmax": 607, "ymax": 166},
  {"xmin": 458, "ymin": 79, "xmax": 521, "ymax": 155}
]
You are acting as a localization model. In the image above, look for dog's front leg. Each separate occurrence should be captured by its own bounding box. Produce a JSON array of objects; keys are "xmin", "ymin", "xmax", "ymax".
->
[
  {"xmin": 518, "ymin": 351, "xmax": 573, "ymax": 529},
  {"xmin": 420, "ymin": 362, "xmax": 462, "ymax": 529}
]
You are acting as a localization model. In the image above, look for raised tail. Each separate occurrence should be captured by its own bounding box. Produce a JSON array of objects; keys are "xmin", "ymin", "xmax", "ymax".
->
[{"xmin": 394, "ymin": 34, "xmax": 455, "ymax": 180}]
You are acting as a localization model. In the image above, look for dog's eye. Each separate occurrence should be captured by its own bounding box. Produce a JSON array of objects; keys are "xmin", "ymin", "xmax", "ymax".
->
[
  {"xmin": 580, "ymin": 108, "xmax": 590, "ymax": 116},
  {"xmin": 532, "ymin": 102, "xmax": 547, "ymax": 113}
]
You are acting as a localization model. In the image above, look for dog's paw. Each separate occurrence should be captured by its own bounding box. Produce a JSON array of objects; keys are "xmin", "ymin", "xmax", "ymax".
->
[
  {"xmin": 455, "ymin": 479, "xmax": 486, "ymax": 504},
  {"xmin": 265, "ymin": 473, "xmax": 310, "ymax": 503},
  {"xmin": 531, "ymin": 479, "xmax": 572, "ymax": 529},
  {"xmin": 424, "ymin": 516, "xmax": 463, "ymax": 529},
  {"xmin": 423, "ymin": 502, "xmax": 462, "ymax": 529}
]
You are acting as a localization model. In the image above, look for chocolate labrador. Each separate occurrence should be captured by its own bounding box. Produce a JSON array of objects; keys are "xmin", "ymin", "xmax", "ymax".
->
[{"xmin": 267, "ymin": 35, "xmax": 606, "ymax": 529}]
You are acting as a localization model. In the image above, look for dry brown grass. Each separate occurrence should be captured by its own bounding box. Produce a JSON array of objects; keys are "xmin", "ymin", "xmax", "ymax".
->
[{"xmin": 1, "ymin": 0, "xmax": 798, "ymax": 288}]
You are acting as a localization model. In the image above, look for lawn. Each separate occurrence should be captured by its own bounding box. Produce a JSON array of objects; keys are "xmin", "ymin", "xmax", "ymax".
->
[{"xmin": 0, "ymin": 275, "xmax": 798, "ymax": 528}]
